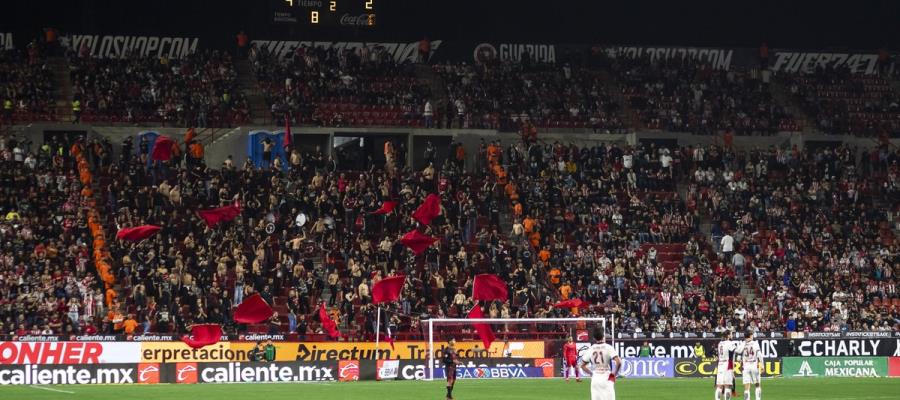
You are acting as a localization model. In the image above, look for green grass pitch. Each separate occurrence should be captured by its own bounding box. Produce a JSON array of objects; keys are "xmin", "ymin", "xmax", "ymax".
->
[{"xmin": 2, "ymin": 377, "xmax": 897, "ymax": 400}]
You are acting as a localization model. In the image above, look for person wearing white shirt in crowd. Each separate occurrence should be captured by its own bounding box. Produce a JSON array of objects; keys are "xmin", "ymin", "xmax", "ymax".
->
[{"xmin": 721, "ymin": 233, "xmax": 735, "ymax": 258}]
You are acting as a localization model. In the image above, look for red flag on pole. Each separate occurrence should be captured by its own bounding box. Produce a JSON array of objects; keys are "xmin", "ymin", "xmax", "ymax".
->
[
  {"xmin": 181, "ymin": 324, "xmax": 222, "ymax": 349},
  {"xmin": 233, "ymin": 293, "xmax": 274, "ymax": 324},
  {"xmin": 151, "ymin": 136, "xmax": 175, "ymax": 161},
  {"xmin": 283, "ymin": 114, "xmax": 292, "ymax": 150},
  {"xmin": 319, "ymin": 303, "xmax": 342, "ymax": 339},
  {"xmin": 553, "ymin": 298, "xmax": 590, "ymax": 309},
  {"xmin": 468, "ymin": 304, "xmax": 496, "ymax": 350},
  {"xmin": 115, "ymin": 225, "xmax": 161, "ymax": 241},
  {"xmin": 372, "ymin": 275, "xmax": 405, "ymax": 304},
  {"xmin": 411, "ymin": 194, "xmax": 441, "ymax": 225},
  {"xmin": 400, "ymin": 230, "xmax": 438, "ymax": 255},
  {"xmin": 197, "ymin": 203, "xmax": 241, "ymax": 227},
  {"xmin": 369, "ymin": 201, "xmax": 398, "ymax": 215},
  {"xmin": 472, "ymin": 274, "xmax": 509, "ymax": 302}
]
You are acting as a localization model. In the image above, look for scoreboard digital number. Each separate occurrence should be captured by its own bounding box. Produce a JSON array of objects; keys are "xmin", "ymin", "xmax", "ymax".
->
[{"xmin": 273, "ymin": 0, "xmax": 376, "ymax": 27}]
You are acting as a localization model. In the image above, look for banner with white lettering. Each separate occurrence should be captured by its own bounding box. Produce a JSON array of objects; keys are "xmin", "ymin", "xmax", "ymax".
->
[
  {"xmin": 613, "ymin": 337, "xmax": 900, "ymax": 358},
  {"xmin": 605, "ymin": 46, "xmax": 753, "ymax": 70},
  {"xmin": 0, "ymin": 33, "xmax": 13, "ymax": 50},
  {"xmin": 0, "ymin": 342, "xmax": 140, "ymax": 365},
  {"xmin": 771, "ymin": 51, "xmax": 881, "ymax": 75},
  {"xmin": 61, "ymin": 35, "xmax": 200, "ymax": 59},
  {"xmin": 250, "ymin": 40, "xmax": 442, "ymax": 63}
]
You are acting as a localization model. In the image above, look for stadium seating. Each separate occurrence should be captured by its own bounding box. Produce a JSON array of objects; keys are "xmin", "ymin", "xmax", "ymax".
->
[
  {"xmin": 68, "ymin": 50, "xmax": 248, "ymax": 127},
  {"xmin": 0, "ymin": 47, "xmax": 57, "ymax": 123},
  {"xmin": 251, "ymin": 44, "xmax": 430, "ymax": 127}
]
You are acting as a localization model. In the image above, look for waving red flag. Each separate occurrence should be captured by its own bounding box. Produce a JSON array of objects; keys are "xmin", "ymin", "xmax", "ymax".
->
[
  {"xmin": 412, "ymin": 194, "xmax": 441, "ymax": 225},
  {"xmin": 115, "ymin": 225, "xmax": 161, "ymax": 241},
  {"xmin": 369, "ymin": 201, "xmax": 398, "ymax": 215},
  {"xmin": 400, "ymin": 230, "xmax": 438, "ymax": 255},
  {"xmin": 233, "ymin": 293, "xmax": 274, "ymax": 324},
  {"xmin": 472, "ymin": 274, "xmax": 509, "ymax": 301},
  {"xmin": 468, "ymin": 304, "xmax": 496, "ymax": 350},
  {"xmin": 197, "ymin": 204, "xmax": 241, "ymax": 227},
  {"xmin": 151, "ymin": 136, "xmax": 175, "ymax": 161},
  {"xmin": 181, "ymin": 324, "xmax": 222, "ymax": 349},
  {"xmin": 372, "ymin": 275, "xmax": 406, "ymax": 304},
  {"xmin": 283, "ymin": 114, "xmax": 292, "ymax": 150},
  {"xmin": 553, "ymin": 298, "xmax": 590, "ymax": 309},
  {"xmin": 319, "ymin": 304, "xmax": 342, "ymax": 339}
]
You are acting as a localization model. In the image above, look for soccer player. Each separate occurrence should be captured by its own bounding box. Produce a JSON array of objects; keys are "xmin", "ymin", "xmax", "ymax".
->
[
  {"xmin": 714, "ymin": 330, "xmax": 738, "ymax": 400},
  {"xmin": 443, "ymin": 338, "xmax": 463, "ymax": 400},
  {"xmin": 563, "ymin": 336, "xmax": 581, "ymax": 382},
  {"xmin": 738, "ymin": 330, "xmax": 763, "ymax": 400},
  {"xmin": 579, "ymin": 328, "xmax": 621, "ymax": 400}
]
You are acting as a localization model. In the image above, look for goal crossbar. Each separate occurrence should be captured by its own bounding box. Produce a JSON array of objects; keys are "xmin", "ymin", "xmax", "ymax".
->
[{"xmin": 425, "ymin": 316, "xmax": 614, "ymax": 381}]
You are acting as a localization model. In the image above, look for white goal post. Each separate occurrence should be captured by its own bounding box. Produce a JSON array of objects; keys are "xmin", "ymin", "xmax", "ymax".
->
[{"xmin": 425, "ymin": 316, "xmax": 613, "ymax": 381}]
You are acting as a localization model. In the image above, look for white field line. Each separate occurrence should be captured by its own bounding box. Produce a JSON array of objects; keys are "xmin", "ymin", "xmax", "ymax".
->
[{"xmin": 28, "ymin": 385, "xmax": 75, "ymax": 394}]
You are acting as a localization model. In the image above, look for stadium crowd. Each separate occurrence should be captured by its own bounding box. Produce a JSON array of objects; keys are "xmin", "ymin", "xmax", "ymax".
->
[
  {"xmin": 0, "ymin": 134, "xmax": 102, "ymax": 337},
  {"xmin": 433, "ymin": 61, "xmax": 627, "ymax": 132},
  {"xmin": 0, "ymin": 46, "xmax": 57, "ymax": 124},
  {"xmin": 784, "ymin": 66, "xmax": 900, "ymax": 137},
  {"xmin": 68, "ymin": 50, "xmax": 248, "ymax": 127},
  {"xmin": 251, "ymin": 43, "xmax": 431, "ymax": 127},
  {"xmin": 610, "ymin": 57, "xmax": 800, "ymax": 134},
  {"xmin": 2, "ymin": 126, "xmax": 895, "ymax": 338},
  {"xmin": 687, "ymin": 143, "xmax": 899, "ymax": 332}
]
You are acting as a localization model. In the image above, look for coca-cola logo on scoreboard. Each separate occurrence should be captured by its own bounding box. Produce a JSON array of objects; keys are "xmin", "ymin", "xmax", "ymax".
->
[{"xmin": 339, "ymin": 13, "xmax": 370, "ymax": 26}]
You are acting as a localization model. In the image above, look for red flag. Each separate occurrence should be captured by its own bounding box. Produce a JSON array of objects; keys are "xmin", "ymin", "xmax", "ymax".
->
[
  {"xmin": 412, "ymin": 194, "xmax": 441, "ymax": 225},
  {"xmin": 553, "ymin": 298, "xmax": 590, "ymax": 309},
  {"xmin": 472, "ymin": 274, "xmax": 508, "ymax": 301},
  {"xmin": 184, "ymin": 127, "xmax": 195, "ymax": 144},
  {"xmin": 380, "ymin": 332, "xmax": 395, "ymax": 350},
  {"xmin": 400, "ymin": 230, "xmax": 438, "ymax": 255},
  {"xmin": 372, "ymin": 276, "xmax": 405, "ymax": 304},
  {"xmin": 115, "ymin": 225, "xmax": 161, "ymax": 241},
  {"xmin": 197, "ymin": 204, "xmax": 241, "ymax": 227},
  {"xmin": 468, "ymin": 304, "xmax": 495, "ymax": 350},
  {"xmin": 233, "ymin": 293, "xmax": 274, "ymax": 324},
  {"xmin": 319, "ymin": 304, "xmax": 341, "ymax": 339},
  {"xmin": 283, "ymin": 114, "xmax": 292, "ymax": 149},
  {"xmin": 151, "ymin": 136, "xmax": 175, "ymax": 161},
  {"xmin": 369, "ymin": 201, "xmax": 398, "ymax": 215},
  {"xmin": 181, "ymin": 324, "xmax": 222, "ymax": 349}
]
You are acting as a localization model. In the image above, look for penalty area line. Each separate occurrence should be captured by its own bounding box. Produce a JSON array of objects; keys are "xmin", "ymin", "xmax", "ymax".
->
[{"xmin": 28, "ymin": 385, "xmax": 75, "ymax": 394}]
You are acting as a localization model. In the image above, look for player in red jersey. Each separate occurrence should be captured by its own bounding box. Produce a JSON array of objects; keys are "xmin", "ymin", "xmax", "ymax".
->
[
  {"xmin": 563, "ymin": 335, "xmax": 581, "ymax": 382},
  {"xmin": 443, "ymin": 338, "xmax": 463, "ymax": 400}
]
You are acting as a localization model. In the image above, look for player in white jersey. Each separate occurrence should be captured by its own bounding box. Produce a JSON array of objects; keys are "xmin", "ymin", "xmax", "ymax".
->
[
  {"xmin": 714, "ymin": 330, "xmax": 738, "ymax": 400},
  {"xmin": 578, "ymin": 328, "xmax": 622, "ymax": 400},
  {"xmin": 738, "ymin": 330, "xmax": 763, "ymax": 400}
]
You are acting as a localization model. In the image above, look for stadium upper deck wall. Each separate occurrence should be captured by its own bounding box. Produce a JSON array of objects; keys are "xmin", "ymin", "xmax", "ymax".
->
[{"xmin": 1, "ymin": 29, "xmax": 897, "ymax": 74}]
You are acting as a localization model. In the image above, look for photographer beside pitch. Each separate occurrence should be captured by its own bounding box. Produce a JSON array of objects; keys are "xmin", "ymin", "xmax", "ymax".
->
[{"xmin": 578, "ymin": 328, "xmax": 622, "ymax": 400}]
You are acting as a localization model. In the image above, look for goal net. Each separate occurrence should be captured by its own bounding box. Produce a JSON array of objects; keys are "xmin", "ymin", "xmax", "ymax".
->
[{"xmin": 423, "ymin": 317, "xmax": 612, "ymax": 381}]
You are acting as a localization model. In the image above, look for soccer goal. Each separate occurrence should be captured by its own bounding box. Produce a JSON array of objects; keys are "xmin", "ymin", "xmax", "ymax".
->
[{"xmin": 424, "ymin": 316, "xmax": 613, "ymax": 381}]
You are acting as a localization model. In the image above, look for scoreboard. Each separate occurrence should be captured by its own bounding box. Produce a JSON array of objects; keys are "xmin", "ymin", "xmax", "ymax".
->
[{"xmin": 272, "ymin": 0, "xmax": 377, "ymax": 27}]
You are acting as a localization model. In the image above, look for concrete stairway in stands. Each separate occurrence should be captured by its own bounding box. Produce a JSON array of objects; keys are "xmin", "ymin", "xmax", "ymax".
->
[
  {"xmin": 414, "ymin": 63, "xmax": 449, "ymax": 125},
  {"xmin": 770, "ymin": 79, "xmax": 816, "ymax": 133},
  {"xmin": 597, "ymin": 69, "xmax": 643, "ymax": 129},
  {"xmin": 47, "ymin": 57, "xmax": 73, "ymax": 122},
  {"xmin": 233, "ymin": 59, "xmax": 270, "ymax": 125}
]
